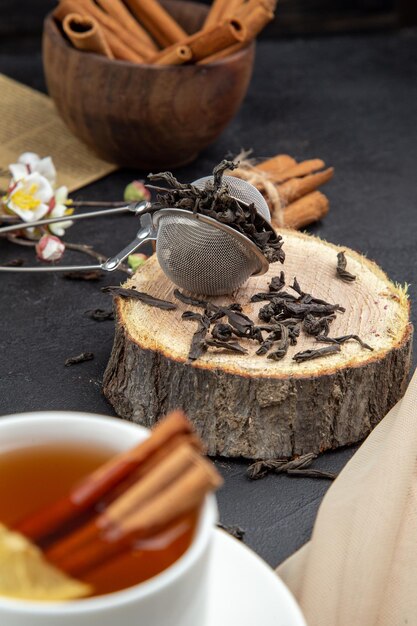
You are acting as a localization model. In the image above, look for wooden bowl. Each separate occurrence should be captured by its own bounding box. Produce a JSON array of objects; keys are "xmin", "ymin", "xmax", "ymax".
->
[{"xmin": 42, "ymin": 0, "xmax": 255, "ymax": 169}]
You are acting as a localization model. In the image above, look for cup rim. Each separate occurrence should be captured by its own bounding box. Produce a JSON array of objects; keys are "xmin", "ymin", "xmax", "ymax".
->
[{"xmin": 0, "ymin": 411, "xmax": 217, "ymax": 615}]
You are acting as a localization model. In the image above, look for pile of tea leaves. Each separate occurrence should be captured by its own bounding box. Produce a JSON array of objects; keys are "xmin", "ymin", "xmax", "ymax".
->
[
  {"xmin": 148, "ymin": 160, "xmax": 285, "ymax": 264},
  {"xmin": 173, "ymin": 273, "xmax": 373, "ymax": 363}
]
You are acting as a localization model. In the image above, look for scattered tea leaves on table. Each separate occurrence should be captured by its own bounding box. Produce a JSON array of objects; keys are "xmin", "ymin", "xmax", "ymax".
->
[
  {"xmin": 102, "ymin": 286, "xmax": 177, "ymax": 310},
  {"xmin": 217, "ymin": 523, "xmax": 246, "ymax": 541},
  {"xmin": 174, "ymin": 289, "xmax": 208, "ymax": 308},
  {"xmin": 211, "ymin": 323, "xmax": 233, "ymax": 341},
  {"xmin": 247, "ymin": 452, "xmax": 336, "ymax": 480},
  {"xmin": 269, "ymin": 271, "xmax": 285, "ymax": 292},
  {"xmin": 63, "ymin": 270, "xmax": 103, "ymax": 281},
  {"xmin": 86, "ymin": 308, "xmax": 115, "ymax": 322},
  {"xmin": 65, "ymin": 352, "xmax": 94, "ymax": 367},
  {"xmin": 336, "ymin": 251, "xmax": 356, "ymax": 282}
]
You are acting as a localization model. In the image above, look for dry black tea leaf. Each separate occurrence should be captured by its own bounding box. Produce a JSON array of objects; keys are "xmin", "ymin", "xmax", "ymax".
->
[
  {"xmin": 187, "ymin": 314, "xmax": 210, "ymax": 362},
  {"xmin": 4, "ymin": 258, "xmax": 24, "ymax": 267},
  {"xmin": 269, "ymin": 271, "xmax": 285, "ymax": 293},
  {"xmin": 316, "ymin": 334, "xmax": 373, "ymax": 351},
  {"xmin": 206, "ymin": 339, "xmax": 247, "ymax": 354},
  {"xmin": 217, "ymin": 523, "xmax": 245, "ymax": 541},
  {"xmin": 293, "ymin": 345, "xmax": 341, "ymax": 363},
  {"xmin": 174, "ymin": 289, "xmax": 208, "ymax": 308},
  {"xmin": 102, "ymin": 286, "xmax": 177, "ymax": 310},
  {"xmin": 65, "ymin": 352, "xmax": 94, "ymax": 367},
  {"xmin": 336, "ymin": 251, "xmax": 356, "ymax": 282},
  {"xmin": 86, "ymin": 308, "xmax": 114, "ymax": 322},
  {"xmin": 64, "ymin": 270, "xmax": 103, "ymax": 281},
  {"xmin": 211, "ymin": 323, "xmax": 233, "ymax": 341}
]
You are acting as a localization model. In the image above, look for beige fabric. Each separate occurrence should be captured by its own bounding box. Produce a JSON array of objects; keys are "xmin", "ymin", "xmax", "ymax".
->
[{"xmin": 277, "ymin": 367, "xmax": 417, "ymax": 626}]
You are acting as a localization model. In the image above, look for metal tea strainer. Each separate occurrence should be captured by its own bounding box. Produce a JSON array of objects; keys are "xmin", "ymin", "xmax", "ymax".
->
[{"xmin": 0, "ymin": 176, "xmax": 271, "ymax": 296}]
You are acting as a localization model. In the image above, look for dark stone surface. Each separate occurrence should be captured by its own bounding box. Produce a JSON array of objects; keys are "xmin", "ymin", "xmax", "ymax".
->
[{"xmin": 0, "ymin": 28, "xmax": 416, "ymax": 567}]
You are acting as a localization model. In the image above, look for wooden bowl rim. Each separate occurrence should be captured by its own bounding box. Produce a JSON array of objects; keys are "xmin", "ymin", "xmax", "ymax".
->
[{"xmin": 43, "ymin": 12, "xmax": 255, "ymax": 72}]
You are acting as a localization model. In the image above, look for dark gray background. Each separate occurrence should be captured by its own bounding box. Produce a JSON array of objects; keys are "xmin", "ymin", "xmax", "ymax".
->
[{"xmin": 0, "ymin": 4, "xmax": 416, "ymax": 567}]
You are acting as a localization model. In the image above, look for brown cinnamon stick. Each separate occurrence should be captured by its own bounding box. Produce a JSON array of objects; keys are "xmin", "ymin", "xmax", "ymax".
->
[
  {"xmin": 153, "ymin": 18, "xmax": 246, "ymax": 66},
  {"xmin": 62, "ymin": 13, "xmax": 113, "ymax": 58},
  {"xmin": 283, "ymin": 191, "xmax": 329, "ymax": 229},
  {"xmin": 124, "ymin": 0, "xmax": 187, "ymax": 48},
  {"xmin": 50, "ymin": 456, "xmax": 222, "ymax": 576},
  {"xmin": 262, "ymin": 159, "xmax": 326, "ymax": 184},
  {"xmin": 256, "ymin": 154, "xmax": 297, "ymax": 176},
  {"xmin": 14, "ymin": 410, "xmax": 193, "ymax": 541},
  {"xmin": 153, "ymin": 44, "xmax": 192, "ymax": 66},
  {"xmin": 278, "ymin": 167, "xmax": 334, "ymax": 204},
  {"xmin": 203, "ymin": 0, "xmax": 231, "ymax": 30},
  {"xmin": 46, "ymin": 442, "xmax": 199, "ymax": 565},
  {"xmin": 56, "ymin": 0, "xmax": 150, "ymax": 61},
  {"xmin": 94, "ymin": 0, "xmax": 158, "ymax": 52}
]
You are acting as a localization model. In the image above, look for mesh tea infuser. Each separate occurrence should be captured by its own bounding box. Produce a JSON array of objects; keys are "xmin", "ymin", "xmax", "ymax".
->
[{"xmin": 0, "ymin": 176, "xmax": 271, "ymax": 296}]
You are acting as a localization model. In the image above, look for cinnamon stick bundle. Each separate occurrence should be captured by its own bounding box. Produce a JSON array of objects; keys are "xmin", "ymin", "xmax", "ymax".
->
[
  {"xmin": 62, "ymin": 13, "xmax": 113, "ymax": 59},
  {"xmin": 124, "ymin": 0, "xmax": 187, "ymax": 48},
  {"xmin": 283, "ymin": 191, "xmax": 329, "ymax": 229},
  {"xmin": 278, "ymin": 167, "xmax": 334, "ymax": 204},
  {"xmin": 203, "ymin": 0, "xmax": 244, "ymax": 30}
]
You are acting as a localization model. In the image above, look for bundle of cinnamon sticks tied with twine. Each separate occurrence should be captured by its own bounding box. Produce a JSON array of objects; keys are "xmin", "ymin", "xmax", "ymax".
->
[
  {"xmin": 53, "ymin": 0, "xmax": 277, "ymax": 65},
  {"xmin": 230, "ymin": 152, "xmax": 334, "ymax": 229},
  {"xmin": 12, "ymin": 411, "xmax": 221, "ymax": 587}
]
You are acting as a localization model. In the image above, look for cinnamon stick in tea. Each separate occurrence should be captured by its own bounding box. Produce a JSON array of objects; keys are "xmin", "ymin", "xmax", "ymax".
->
[
  {"xmin": 94, "ymin": 0, "xmax": 158, "ymax": 52},
  {"xmin": 124, "ymin": 0, "xmax": 187, "ymax": 48},
  {"xmin": 46, "ymin": 443, "xmax": 199, "ymax": 565},
  {"xmin": 62, "ymin": 13, "xmax": 113, "ymax": 58},
  {"xmin": 14, "ymin": 411, "xmax": 193, "ymax": 541},
  {"xmin": 51, "ymin": 456, "xmax": 222, "ymax": 576},
  {"xmin": 153, "ymin": 18, "xmax": 246, "ymax": 66}
]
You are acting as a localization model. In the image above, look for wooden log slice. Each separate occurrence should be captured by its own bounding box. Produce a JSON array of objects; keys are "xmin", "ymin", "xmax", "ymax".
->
[{"xmin": 103, "ymin": 230, "xmax": 412, "ymax": 459}]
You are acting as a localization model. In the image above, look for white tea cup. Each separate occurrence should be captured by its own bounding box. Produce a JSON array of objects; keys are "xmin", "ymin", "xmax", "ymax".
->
[{"xmin": 0, "ymin": 411, "xmax": 217, "ymax": 626}]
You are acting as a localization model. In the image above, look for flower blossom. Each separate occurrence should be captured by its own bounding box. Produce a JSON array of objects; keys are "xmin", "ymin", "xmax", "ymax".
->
[
  {"xmin": 9, "ymin": 152, "xmax": 56, "ymax": 186},
  {"xmin": 5, "ymin": 172, "xmax": 54, "ymax": 222},
  {"xmin": 48, "ymin": 186, "xmax": 74, "ymax": 236},
  {"xmin": 35, "ymin": 234, "xmax": 65, "ymax": 262}
]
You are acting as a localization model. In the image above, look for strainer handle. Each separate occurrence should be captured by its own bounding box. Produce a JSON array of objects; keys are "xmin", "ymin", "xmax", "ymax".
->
[{"xmin": 101, "ymin": 213, "xmax": 157, "ymax": 272}]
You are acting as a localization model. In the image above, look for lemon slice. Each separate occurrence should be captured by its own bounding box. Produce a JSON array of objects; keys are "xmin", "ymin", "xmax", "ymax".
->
[{"xmin": 0, "ymin": 524, "xmax": 92, "ymax": 601}]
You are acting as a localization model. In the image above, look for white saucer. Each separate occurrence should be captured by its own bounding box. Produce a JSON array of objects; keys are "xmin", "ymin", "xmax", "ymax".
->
[{"xmin": 207, "ymin": 530, "xmax": 306, "ymax": 626}]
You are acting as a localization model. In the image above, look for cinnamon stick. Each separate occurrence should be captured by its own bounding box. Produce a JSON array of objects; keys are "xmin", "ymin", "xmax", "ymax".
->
[
  {"xmin": 283, "ymin": 191, "xmax": 329, "ymax": 229},
  {"xmin": 55, "ymin": 0, "xmax": 149, "ymax": 61},
  {"xmin": 153, "ymin": 44, "xmax": 192, "ymax": 66},
  {"xmin": 263, "ymin": 159, "xmax": 326, "ymax": 184},
  {"xmin": 203, "ymin": 0, "xmax": 229, "ymax": 30},
  {"xmin": 51, "ymin": 456, "xmax": 222, "ymax": 576},
  {"xmin": 46, "ymin": 442, "xmax": 199, "ymax": 565},
  {"xmin": 256, "ymin": 154, "xmax": 297, "ymax": 176},
  {"xmin": 14, "ymin": 410, "xmax": 193, "ymax": 541},
  {"xmin": 62, "ymin": 13, "xmax": 113, "ymax": 58},
  {"xmin": 94, "ymin": 0, "xmax": 158, "ymax": 53},
  {"xmin": 124, "ymin": 0, "xmax": 187, "ymax": 48},
  {"xmin": 278, "ymin": 167, "xmax": 334, "ymax": 204},
  {"xmin": 153, "ymin": 18, "xmax": 246, "ymax": 66}
]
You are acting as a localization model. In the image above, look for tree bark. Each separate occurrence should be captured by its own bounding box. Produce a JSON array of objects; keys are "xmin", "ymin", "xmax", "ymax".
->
[{"xmin": 103, "ymin": 230, "xmax": 412, "ymax": 459}]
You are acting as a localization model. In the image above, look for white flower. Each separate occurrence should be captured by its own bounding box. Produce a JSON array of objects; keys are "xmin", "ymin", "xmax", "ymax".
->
[
  {"xmin": 6, "ymin": 172, "xmax": 54, "ymax": 222},
  {"xmin": 48, "ymin": 186, "xmax": 73, "ymax": 236},
  {"xmin": 9, "ymin": 152, "xmax": 56, "ymax": 186},
  {"xmin": 36, "ymin": 234, "xmax": 65, "ymax": 262}
]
